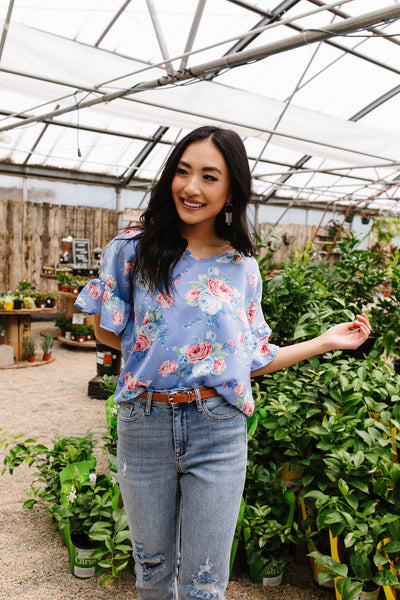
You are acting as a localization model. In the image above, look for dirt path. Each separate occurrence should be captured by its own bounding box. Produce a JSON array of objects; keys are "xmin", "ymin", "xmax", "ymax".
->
[{"xmin": 0, "ymin": 321, "xmax": 334, "ymax": 600}]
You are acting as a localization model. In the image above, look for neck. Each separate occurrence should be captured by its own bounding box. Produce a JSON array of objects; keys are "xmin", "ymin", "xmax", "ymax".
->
[{"xmin": 181, "ymin": 224, "xmax": 232, "ymax": 258}]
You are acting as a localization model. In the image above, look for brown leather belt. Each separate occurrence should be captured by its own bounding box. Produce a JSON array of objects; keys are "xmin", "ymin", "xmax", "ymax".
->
[{"xmin": 139, "ymin": 387, "xmax": 217, "ymax": 404}]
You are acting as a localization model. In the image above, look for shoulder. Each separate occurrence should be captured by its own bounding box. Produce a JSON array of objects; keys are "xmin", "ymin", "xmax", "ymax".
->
[{"xmin": 105, "ymin": 228, "xmax": 142, "ymax": 256}]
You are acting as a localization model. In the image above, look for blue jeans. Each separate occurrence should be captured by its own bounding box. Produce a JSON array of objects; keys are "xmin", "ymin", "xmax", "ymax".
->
[{"xmin": 117, "ymin": 391, "xmax": 248, "ymax": 600}]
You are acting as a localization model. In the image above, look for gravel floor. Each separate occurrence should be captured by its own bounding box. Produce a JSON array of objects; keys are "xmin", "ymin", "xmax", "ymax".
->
[{"xmin": 0, "ymin": 320, "xmax": 336, "ymax": 600}]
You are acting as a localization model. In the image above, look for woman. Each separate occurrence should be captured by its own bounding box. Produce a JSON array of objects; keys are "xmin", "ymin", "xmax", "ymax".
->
[{"xmin": 75, "ymin": 125, "xmax": 370, "ymax": 600}]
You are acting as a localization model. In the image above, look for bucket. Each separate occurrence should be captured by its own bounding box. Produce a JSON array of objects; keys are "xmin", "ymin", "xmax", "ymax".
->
[
  {"xmin": 96, "ymin": 342, "xmax": 121, "ymax": 376},
  {"xmin": 69, "ymin": 532, "xmax": 98, "ymax": 579}
]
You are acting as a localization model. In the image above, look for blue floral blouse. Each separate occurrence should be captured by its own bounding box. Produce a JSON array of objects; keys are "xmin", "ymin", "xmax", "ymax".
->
[{"xmin": 75, "ymin": 229, "xmax": 278, "ymax": 416}]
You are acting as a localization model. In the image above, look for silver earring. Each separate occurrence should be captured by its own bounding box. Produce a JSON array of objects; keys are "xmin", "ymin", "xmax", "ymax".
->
[{"xmin": 224, "ymin": 202, "xmax": 233, "ymax": 226}]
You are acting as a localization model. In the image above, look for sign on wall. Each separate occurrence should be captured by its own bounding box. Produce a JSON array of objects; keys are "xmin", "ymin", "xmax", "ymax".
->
[{"xmin": 73, "ymin": 238, "xmax": 90, "ymax": 267}]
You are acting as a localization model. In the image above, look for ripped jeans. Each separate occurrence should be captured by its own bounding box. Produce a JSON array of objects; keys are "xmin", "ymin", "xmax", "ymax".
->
[{"xmin": 117, "ymin": 392, "xmax": 248, "ymax": 600}]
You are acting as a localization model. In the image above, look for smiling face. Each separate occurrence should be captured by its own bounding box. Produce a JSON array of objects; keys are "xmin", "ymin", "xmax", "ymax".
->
[{"xmin": 171, "ymin": 138, "xmax": 231, "ymax": 235}]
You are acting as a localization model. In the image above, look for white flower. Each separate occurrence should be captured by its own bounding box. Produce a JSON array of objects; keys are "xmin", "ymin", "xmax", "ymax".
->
[
  {"xmin": 89, "ymin": 472, "xmax": 97, "ymax": 485},
  {"xmin": 67, "ymin": 486, "xmax": 77, "ymax": 504}
]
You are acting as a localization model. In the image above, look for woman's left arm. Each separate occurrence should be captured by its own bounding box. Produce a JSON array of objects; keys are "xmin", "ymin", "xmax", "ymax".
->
[{"xmin": 251, "ymin": 313, "xmax": 371, "ymax": 377}]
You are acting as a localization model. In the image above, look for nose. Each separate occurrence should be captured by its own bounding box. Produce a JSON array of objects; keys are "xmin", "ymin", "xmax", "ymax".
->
[{"xmin": 184, "ymin": 175, "xmax": 201, "ymax": 196}]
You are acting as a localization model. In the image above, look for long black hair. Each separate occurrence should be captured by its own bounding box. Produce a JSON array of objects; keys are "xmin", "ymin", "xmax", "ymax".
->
[{"xmin": 131, "ymin": 125, "xmax": 256, "ymax": 293}]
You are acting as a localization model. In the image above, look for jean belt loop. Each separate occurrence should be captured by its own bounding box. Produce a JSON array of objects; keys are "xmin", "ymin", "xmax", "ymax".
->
[
  {"xmin": 194, "ymin": 387, "xmax": 203, "ymax": 412},
  {"xmin": 145, "ymin": 390, "xmax": 152, "ymax": 415}
]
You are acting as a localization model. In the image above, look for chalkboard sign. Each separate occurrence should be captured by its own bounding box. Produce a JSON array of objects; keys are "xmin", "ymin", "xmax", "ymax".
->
[{"xmin": 73, "ymin": 238, "xmax": 90, "ymax": 267}]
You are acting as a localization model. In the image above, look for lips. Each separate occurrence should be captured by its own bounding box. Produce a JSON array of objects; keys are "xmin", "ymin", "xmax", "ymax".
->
[{"xmin": 182, "ymin": 198, "xmax": 205, "ymax": 209}]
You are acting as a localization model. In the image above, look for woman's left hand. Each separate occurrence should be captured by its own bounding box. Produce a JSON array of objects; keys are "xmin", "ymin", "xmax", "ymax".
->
[{"xmin": 321, "ymin": 313, "xmax": 371, "ymax": 350}]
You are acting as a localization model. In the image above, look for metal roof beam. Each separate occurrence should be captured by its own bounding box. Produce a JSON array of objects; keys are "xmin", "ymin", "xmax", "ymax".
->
[
  {"xmin": 146, "ymin": 0, "xmax": 174, "ymax": 76},
  {"xmin": 3, "ymin": 3, "xmax": 399, "ymax": 135},
  {"xmin": 179, "ymin": 0, "xmax": 207, "ymax": 71},
  {"xmin": 225, "ymin": 0, "xmax": 301, "ymax": 54},
  {"xmin": 120, "ymin": 125, "xmax": 169, "ymax": 186},
  {"xmin": 260, "ymin": 80, "xmax": 400, "ymax": 202},
  {"xmin": 0, "ymin": 0, "xmax": 14, "ymax": 61},
  {"xmin": 95, "ymin": 0, "xmax": 132, "ymax": 47},
  {"xmin": 306, "ymin": 0, "xmax": 400, "ymax": 47}
]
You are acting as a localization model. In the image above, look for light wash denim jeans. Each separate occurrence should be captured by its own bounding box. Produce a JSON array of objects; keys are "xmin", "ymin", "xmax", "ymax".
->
[{"xmin": 117, "ymin": 391, "xmax": 248, "ymax": 600}]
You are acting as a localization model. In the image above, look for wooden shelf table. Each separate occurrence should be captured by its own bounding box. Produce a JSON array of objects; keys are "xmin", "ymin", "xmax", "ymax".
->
[{"xmin": 0, "ymin": 307, "xmax": 57, "ymax": 362}]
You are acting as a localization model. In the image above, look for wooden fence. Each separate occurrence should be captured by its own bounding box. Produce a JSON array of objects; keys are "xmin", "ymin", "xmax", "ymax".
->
[{"xmin": 0, "ymin": 199, "xmax": 118, "ymax": 292}]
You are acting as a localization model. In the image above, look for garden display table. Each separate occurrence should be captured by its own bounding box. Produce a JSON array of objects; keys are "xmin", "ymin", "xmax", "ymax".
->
[{"xmin": 0, "ymin": 307, "xmax": 57, "ymax": 362}]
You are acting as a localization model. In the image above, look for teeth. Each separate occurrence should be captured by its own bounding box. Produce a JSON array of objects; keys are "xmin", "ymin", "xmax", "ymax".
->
[{"xmin": 183, "ymin": 199, "xmax": 203, "ymax": 208}]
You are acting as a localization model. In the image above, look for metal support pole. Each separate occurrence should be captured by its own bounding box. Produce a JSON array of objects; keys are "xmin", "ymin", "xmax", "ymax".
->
[{"xmin": 146, "ymin": 0, "xmax": 174, "ymax": 76}]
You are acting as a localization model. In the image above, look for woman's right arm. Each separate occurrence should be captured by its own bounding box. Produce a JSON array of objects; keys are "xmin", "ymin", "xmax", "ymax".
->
[{"xmin": 94, "ymin": 314, "xmax": 123, "ymax": 350}]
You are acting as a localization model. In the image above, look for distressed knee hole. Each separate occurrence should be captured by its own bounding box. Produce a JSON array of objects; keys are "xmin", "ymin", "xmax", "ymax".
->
[
  {"xmin": 120, "ymin": 458, "xmax": 127, "ymax": 477},
  {"xmin": 134, "ymin": 541, "xmax": 165, "ymax": 582},
  {"xmin": 189, "ymin": 558, "xmax": 218, "ymax": 599}
]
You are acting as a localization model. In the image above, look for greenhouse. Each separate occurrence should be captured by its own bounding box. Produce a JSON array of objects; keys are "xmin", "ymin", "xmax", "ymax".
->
[{"xmin": 1, "ymin": 2, "xmax": 400, "ymax": 600}]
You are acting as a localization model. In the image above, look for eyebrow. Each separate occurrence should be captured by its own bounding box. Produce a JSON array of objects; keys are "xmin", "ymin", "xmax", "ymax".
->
[{"xmin": 178, "ymin": 160, "xmax": 222, "ymax": 175}]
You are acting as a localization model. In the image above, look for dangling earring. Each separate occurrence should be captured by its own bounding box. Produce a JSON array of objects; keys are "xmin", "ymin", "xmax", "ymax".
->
[{"xmin": 224, "ymin": 202, "xmax": 233, "ymax": 226}]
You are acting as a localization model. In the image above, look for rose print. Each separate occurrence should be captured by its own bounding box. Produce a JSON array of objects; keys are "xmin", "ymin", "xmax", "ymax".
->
[
  {"xmin": 249, "ymin": 274, "xmax": 257, "ymax": 289},
  {"xmin": 242, "ymin": 399, "xmax": 254, "ymax": 417},
  {"xmin": 87, "ymin": 282, "xmax": 101, "ymax": 300},
  {"xmin": 257, "ymin": 335, "xmax": 272, "ymax": 356},
  {"xmin": 102, "ymin": 288, "xmax": 110, "ymax": 303},
  {"xmin": 234, "ymin": 382, "xmax": 245, "ymax": 397},
  {"xmin": 124, "ymin": 372, "xmax": 142, "ymax": 390},
  {"xmin": 186, "ymin": 341, "xmax": 212, "ymax": 363},
  {"xmin": 237, "ymin": 307, "xmax": 248, "ymax": 326},
  {"xmin": 113, "ymin": 310, "xmax": 124, "ymax": 325},
  {"xmin": 207, "ymin": 277, "xmax": 234, "ymax": 302},
  {"xmin": 124, "ymin": 260, "xmax": 134, "ymax": 274},
  {"xmin": 157, "ymin": 293, "xmax": 174, "ymax": 308},
  {"xmin": 158, "ymin": 360, "xmax": 178, "ymax": 376},
  {"xmin": 214, "ymin": 359, "xmax": 226, "ymax": 372},
  {"xmin": 122, "ymin": 228, "xmax": 140, "ymax": 237},
  {"xmin": 134, "ymin": 333, "xmax": 151, "ymax": 352},
  {"xmin": 105, "ymin": 274, "xmax": 114, "ymax": 287},
  {"xmin": 247, "ymin": 300, "xmax": 257, "ymax": 323},
  {"xmin": 185, "ymin": 289, "xmax": 200, "ymax": 302}
]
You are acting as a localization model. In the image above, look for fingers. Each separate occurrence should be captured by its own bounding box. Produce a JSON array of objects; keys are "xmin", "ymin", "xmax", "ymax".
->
[{"xmin": 355, "ymin": 313, "xmax": 371, "ymax": 336}]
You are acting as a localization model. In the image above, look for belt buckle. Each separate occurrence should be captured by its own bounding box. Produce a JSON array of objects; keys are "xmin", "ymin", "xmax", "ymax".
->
[{"xmin": 168, "ymin": 389, "xmax": 193, "ymax": 405}]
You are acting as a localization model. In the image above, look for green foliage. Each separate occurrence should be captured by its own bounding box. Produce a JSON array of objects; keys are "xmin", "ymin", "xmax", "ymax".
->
[
  {"xmin": 41, "ymin": 335, "xmax": 54, "ymax": 354},
  {"xmin": 260, "ymin": 234, "xmax": 386, "ymax": 347},
  {"xmin": 372, "ymin": 216, "xmax": 400, "ymax": 245},
  {"xmin": 1, "ymin": 428, "xmax": 132, "ymax": 586},
  {"xmin": 59, "ymin": 470, "xmax": 132, "ymax": 585},
  {"xmin": 23, "ymin": 335, "xmax": 36, "ymax": 355}
]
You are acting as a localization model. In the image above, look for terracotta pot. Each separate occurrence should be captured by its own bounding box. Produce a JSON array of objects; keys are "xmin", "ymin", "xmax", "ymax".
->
[
  {"xmin": 27, "ymin": 355, "xmax": 36, "ymax": 363},
  {"xmin": 43, "ymin": 352, "xmax": 52, "ymax": 361}
]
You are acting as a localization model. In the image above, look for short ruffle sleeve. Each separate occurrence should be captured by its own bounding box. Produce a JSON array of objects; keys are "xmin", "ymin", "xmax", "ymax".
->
[
  {"xmin": 74, "ymin": 234, "xmax": 137, "ymax": 336},
  {"xmin": 246, "ymin": 263, "xmax": 279, "ymax": 372}
]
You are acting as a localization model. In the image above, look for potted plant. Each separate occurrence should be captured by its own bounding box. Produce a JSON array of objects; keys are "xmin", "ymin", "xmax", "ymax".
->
[
  {"xmin": 13, "ymin": 294, "xmax": 23, "ymax": 309},
  {"xmin": 73, "ymin": 323, "xmax": 88, "ymax": 343},
  {"xmin": 41, "ymin": 335, "xmax": 54, "ymax": 360},
  {"xmin": 243, "ymin": 459, "xmax": 300, "ymax": 586},
  {"xmin": 23, "ymin": 335, "xmax": 36, "ymax": 362},
  {"xmin": 34, "ymin": 292, "xmax": 48, "ymax": 309},
  {"xmin": 45, "ymin": 290, "xmax": 58, "ymax": 308},
  {"xmin": 57, "ymin": 465, "xmax": 131, "ymax": 584},
  {"xmin": 56, "ymin": 270, "xmax": 72, "ymax": 292},
  {"xmin": 1, "ymin": 429, "xmax": 96, "ymax": 527}
]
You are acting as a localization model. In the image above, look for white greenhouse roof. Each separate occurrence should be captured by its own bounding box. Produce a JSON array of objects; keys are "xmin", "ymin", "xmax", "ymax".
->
[{"xmin": 0, "ymin": 0, "xmax": 400, "ymax": 216}]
